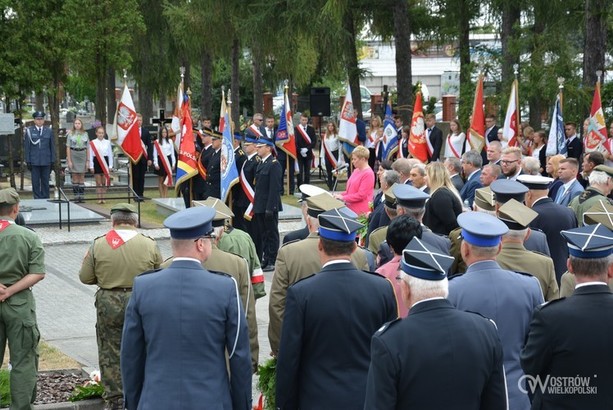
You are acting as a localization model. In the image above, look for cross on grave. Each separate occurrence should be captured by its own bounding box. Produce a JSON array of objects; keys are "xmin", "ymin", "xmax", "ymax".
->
[{"xmin": 151, "ymin": 109, "xmax": 173, "ymax": 134}]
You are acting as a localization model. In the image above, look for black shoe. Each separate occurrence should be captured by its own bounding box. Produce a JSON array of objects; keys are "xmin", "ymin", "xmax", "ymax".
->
[{"xmin": 263, "ymin": 264, "xmax": 275, "ymax": 272}]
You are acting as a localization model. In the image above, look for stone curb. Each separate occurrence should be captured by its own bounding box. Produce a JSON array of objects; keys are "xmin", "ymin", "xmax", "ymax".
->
[{"xmin": 33, "ymin": 398, "xmax": 104, "ymax": 409}]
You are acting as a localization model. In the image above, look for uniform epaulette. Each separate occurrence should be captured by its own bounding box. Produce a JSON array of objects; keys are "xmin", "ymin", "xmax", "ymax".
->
[
  {"xmin": 141, "ymin": 233, "xmax": 156, "ymax": 241},
  {"xmin": 514, "ymin": 270, "xmax": 535, "ymax": 278},
  {"xmin": 272, "ymin": 159, "xmax": 278, "ymax": 163},
  {"xmin": 138, "ymin": 268, "xmax": 163, "ymax": 276},
  {"xmin": 362, "ymin": 270, "xmax": 387, "ymax": 279},
  {"xmin": 464, "ymin": 310, "xmax": 499, "ymax": 329},
  {"xmin": 529, "ymin": 250, "xmax": 549, "ymax": 258},
  {"xmin": 281, "ymin": 238, "xmax": 302, "ymax": 248},
  {"xmin": 374, "ymin": 318, "xmax": 401, "ymax": 336},
  {"xmin": 370, "ymin": 226, "xmax": 387, "ymax": 235},
  {"xmin": 448, "ymin": 272, "xmax": 465, "ymax": 280},
  {"xmin": 530, "ymin": 227, "xmax": 544, "ymax": 233},
  {"xmin": 538, "ymin": 297, "xmax": 566, "ymax": 309},
  {"xmin": 237, "ymin": 149, "xmax": 245, "ymax": 155},
  {"xmin": 93, "ymin": 234, "xmax": 106, "ymax": 241},
  {"xmin": 208, "ymin": 269, "xmax": 233, "ymax": 278},
  {"xmin": 291, "ymin": 273, "xmax": 316, "ymax": 286}
]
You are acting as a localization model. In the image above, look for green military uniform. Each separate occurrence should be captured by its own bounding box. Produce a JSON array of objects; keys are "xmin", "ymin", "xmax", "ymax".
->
[
  {"xmin": 569, "ymin": 187, "xmax": 610, "ymax": 226},
  {"xmin": 218, "ymin": 226, "xmax": 266, "ymax": 299},
  {"xmin": 448, "ymin": 227, "xmax": 466, "ymax": 274},
  {"xmin": 368, "ymin": 226, "xmax": 387, "ymax": 254},
  {"xmin": 497, "ymin": 242, "xmax": 559, "ymax": 301},
  {"xmin": 161, "ymin": 245, "xmax": 259, "ymax": 372},
  {"xmin": 0, "ymin": 189, "xmax": 45, "ymax": 409},
  {"xmin": 559, "ymin": 271, "xmax": 613, "ymax": 297},
  {"xmin": 268, "ymin": 232, "xmax": 369, "ymax": 354},
  {"xmin": 79, "ymin": 206, "xmax": 162, "ymax": 407}
]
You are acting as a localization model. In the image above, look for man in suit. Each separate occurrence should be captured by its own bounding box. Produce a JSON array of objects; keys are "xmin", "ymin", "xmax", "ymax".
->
[
  {"xmin": 555, "ymin": 158, "xmax": 583, "ymax": 206},
  {"xmin": 365, "ymin": 237, "xmax": 508, "ymax": 409},
  {"xmin": 425, "ymin": 113, "xmax": 443, "ymax": 162},
  {"xmin": 268, "ymin": 115, "xmax": 293, "ymax": 195},
  {"xmin": 480, "ymin": 164, "xmax": 502, "ymax": 187},
  {"xmin": 564, "ymin": 121, "xmax": 583, "ymax": 164},
  {"xmin": 276, "ymin": 208, "xmax": 397, "ymax": 409},
  {"xmin": 486, "ymin": 140, "xmax": 503, "ymax": 166},
  {"xmin": 480, "ymin": 115, "xmax": 500, "ymax": 164},
  {"xmin": 495, "ymin": 199, "xmax": 559, "ymax": 301},
  {"xmin": 253, "ymin": 133, "xmax": 283, "ymax": 272},
  {"xmin": 445, "ymin": 157, "xmax": 465, "ymax": 192},
  {"xmin": 491, "ymin": 179, "xmax": 552, "ymax": 257},
  {"xmin": 500, "ymin": 146, "xmax": 523, "ymax": 180},
  {"xmin": 132, "ymin": 114, "xmax": 154, "ymax": 201},
  {"xmin": 459, "ymin": 150, "xmax": 483, "ymax": 207},
  {"xmin": 519, "ymin": 174, "xmax": 578, "ymax": 283},
  {"xmin": 204, "ymin": 130, "xmax": 222, "ymax": 199},
  {"xmin": 121, "ymin": 206, "xmax": 252, "ymax": 409},
  {"xmin": 448, "ymin": 212, "xmax": 544, "ymax": 410},
  {"xmin": 24, "ymin": 111, "xmax": 55, "ymax": 199},
  {"xmin": 521, "ymin": 223, "xmax": 613, "ymax": 409},
  {"xmin": 408, "ymin": 163, "xmax": 429, "ymax": 193},
  {"xmin": 295, "ymin": 114, "xmax": 317, "ymax": 186},
  {"xmin": 268, "ymin": 195, "xmax": 370, "ymax": 354},
  {"xmin": 230, "ymin": 132, "xmax": 248, "ymax": 231}
]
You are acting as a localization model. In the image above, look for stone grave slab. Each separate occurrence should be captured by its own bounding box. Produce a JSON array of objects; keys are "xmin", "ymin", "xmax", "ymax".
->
[{"xmin": 19, "ymin": 199, "xmax": 106, "ymax": 226}]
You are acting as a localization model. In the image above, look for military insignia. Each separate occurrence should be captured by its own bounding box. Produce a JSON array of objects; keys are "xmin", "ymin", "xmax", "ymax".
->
[
  {"xmin": 116, "ymin": 103, "xmax": 137, "ymax": 131},
  {"xmin": 375, "ymin": 318, "xmax": 400, "ymax": 335}
]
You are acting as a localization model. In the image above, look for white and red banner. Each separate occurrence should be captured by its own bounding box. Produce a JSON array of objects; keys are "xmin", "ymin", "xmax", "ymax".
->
[
  {"xmin": 116, "ymin": 84, "xmax": 143, "ymax": 163},
  {"xmin": 502, "ymin": 79, "xmax": 520, "ymax": 148},
  {"xmin": 584, "ymin": 81, "xmax": 608, "ymax": 153},
  {"xmin": 468, "ymin": 74, "xmax": 486, "ymax": 152}
]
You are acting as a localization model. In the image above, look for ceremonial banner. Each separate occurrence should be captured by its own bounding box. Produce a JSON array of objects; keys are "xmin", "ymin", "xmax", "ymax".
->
[
  {"xmin": 116, "ymin": 84, "xmax": 142, "ymax": 163},
  {"xmin": 175, "ymin": 93, "xmax": 198, "ymax": 190},
  {"xmin": 546, "ymin": 94, "xmax": 566, "ymax": 156},
  {"xmin": 275, "ymin": 89, "xmax": 297, "ymax": 159},
  {"xmin": 380, "ymin": 99, "xmax": 398, "ymax": 160},
  {"xmin": 408, "ymin": 91, "xmax": 428, "ymax": 162},
  {"xmin": 171, "ymin": 82, "xmax": 183, "ymax": 151},
  {"xmin": 468, "ymin": 75, "xmax": 485, "ymax": 152},
  {"xmin": 502, "ymin": 79, "xmax": 519, "ymax": 148},
  {"xmin": 584, "ymin": 81, "xmax": 607, "ymax": 153},
  {"xmin": 220, "ymin": 110, "xmax": 239, "ymax": 202},
  {"xmin": 339, "ymin": 84, "xmax": 359, "ymax": 157},
  {"xmin": 219, "ymin": 89, "xmax": 227, "ymax": 133}
]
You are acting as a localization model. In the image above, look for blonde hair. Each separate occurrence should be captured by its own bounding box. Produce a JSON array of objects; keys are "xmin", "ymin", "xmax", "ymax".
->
[
  {"xmin": 426, "ymin": 162, "xmax": 462, "ymax": 202},
  {"xmin": 502, "ymin": 146, "xmax": 522, "ymax": 159},
  {"xmin": 352, "ymin": 145, "xmax": 370, "ymax": 160},
  {"xmin": 370, "ymin": 115, "xmax": 383, "ymax": 129},
  {"xmin": 549, "ymin": 154, "xmax": 566, "ymax": 176}
]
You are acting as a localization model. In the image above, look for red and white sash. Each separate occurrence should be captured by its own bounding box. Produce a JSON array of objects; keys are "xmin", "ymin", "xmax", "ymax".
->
[
  {"xmin": 399, "ymin": 139, "xmax": 406, "ymax": 158},
  {"xmin": 240, "ymin": 160, "xmax": 256, "ymax": 221},
  {"xmin": 322, "ymin": 139, "xmax": 338, "ymax": 169},
  {"xmin": 90, "ymin": 140, "xmax": 111, "ymax": 186},
  {"xmin": 154, "ymin": 141, "xmax": 174, "ymax": 187},
  {"xmin": 604, "ymin": 138, "xmax": 613, "ymax": 155},
  {"xmin": 296, "ymin": 126, "xmax": 312, "ymax": 145},
  {"xmin": 426, "ymin": 130, "xmax": 434, "ymax": 157},
  {"xmin": 0, "ymin": 219, "xmax": 12, "ymax": 233},
  {"xmin": 447, "ymin": 134, "xmax": 461, "ymax": 158},
  {"xmin": 248, "ymin": 124, "xmax": 263, "ymax": 138}
]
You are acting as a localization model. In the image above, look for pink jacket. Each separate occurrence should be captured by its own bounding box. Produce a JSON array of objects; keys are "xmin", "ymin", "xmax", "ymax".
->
[
  {"xmin": 342, "ymin": 167, "xmax": 375, "ymax": 215},
  {"xmin": 376, "ymin": 255, "xmax": 406, "ymax": 318}
]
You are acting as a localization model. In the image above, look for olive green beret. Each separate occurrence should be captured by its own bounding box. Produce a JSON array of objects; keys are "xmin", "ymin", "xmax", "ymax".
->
[
  {"xmin": 110, "ymin": 203, "xmax": 137, "ymax": 214},
  {"xmin": 0, "ymin": 188, "xmax": 20, "ymax": 205}
]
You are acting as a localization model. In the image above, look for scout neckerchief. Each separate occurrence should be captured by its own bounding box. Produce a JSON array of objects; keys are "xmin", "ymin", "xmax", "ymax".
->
[
  {"xmin": 296, "ymin": 125, "xmax": 312, "ymax": 145},
  {"xmin": 153, "ymin": 140, "xmax": 174, "ymax": 187},
  {"xmin": 240, "ymin": 154, "xmax": 256, "ymax": 221},
  {"xmin": 0, "ymin": 219, "xmax": 13, "ymax": 233},
  {"xmin": 105, "ymin": 229, "xmax": 138, "ymax": 250},
  {"xmin": 90, "ymin": 139, "xmax": 111, "ymax": 186}
]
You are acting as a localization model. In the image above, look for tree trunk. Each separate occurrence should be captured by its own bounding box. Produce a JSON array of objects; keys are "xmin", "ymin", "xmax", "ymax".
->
[
  {"xmin": 231, "ymin": 37, "xmax": 241, "ymax": 130},
  {"xmin": 95, "ymin": 52, "xmax": 107, "ymax": 126},
  {"xmin": 48, "ymin": 79, "xmax": 62, "ymax": 190},
  {"xmin": 200, "ymin": 50, "xmax": 213, "ymax": 119},
  {"xmin": 343, "ymin": 9, "xmax": 361, "ymax": 118},
  {"xmin": 106, "ymin": 68, "xmax": 116, "ymax": 126},
  {"xmin": 582, "ymin": 0, "xmax": 607, "ymax": 120},
  {"xmin": 457, "ymin": 0, "xmax": 472, "ymax": 126},
  {"xmin": 393, "ymin": 0, "xmax": 413, "ymax": 123},
  {"xmin": 138, "ymin": 72, "xmax": 153, "ymax": 125},
  {"xmin": 500, "ymin": 0, "xmax": 521, "ymax": 92},
  {"xmin": 528, "ymin": 9, "xmax": 546, "ymax": 129},
  {"xmin": 252, "ymin": 45, "xmax": 264, "ymax": 114}
]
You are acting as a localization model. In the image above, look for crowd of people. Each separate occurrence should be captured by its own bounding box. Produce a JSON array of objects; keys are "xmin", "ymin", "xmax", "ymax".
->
[{"xmin": 8, "ymin": 109, "xmax": 613, "ymax": 409}]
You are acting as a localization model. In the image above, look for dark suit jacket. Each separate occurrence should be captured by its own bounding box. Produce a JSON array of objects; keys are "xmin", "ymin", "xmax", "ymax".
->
[
  {"xmin": 428, "ymin": 126, "xmax": 444, "ymax": 162},
  {"xmin": 486, "ymin": 125, "xmax": 500, "ymax": 143},
  {"xmin": 521, "ymin": 284, "xmax": 613, "ymax": 409},
  {"xmin": 25, "ymin": 125, "xmax": 55, "ymax": 165},
  {"xmin": 460, "ymin": 170, "xmax": 483, "ymax": 207},
  {"xmin": 295, "ymin": 125, "xmax": 317, "ymax": 151},
  {"xmin": 205, "ymin": 148, "xmax": 221, "ymax": 199},
  {"xmin": 548, "ymin": 178, "xmax": 563, "ymax": 201},
  {"xmin": 121, "ymin": 260, "xmax": 252, "ymax": 409},
  {"xmin": 356, "ymin": 118, "xmax": 367, "ymax": 143},
  {"xmin": 282, "ymin": 225, "xmax": 309, "ymax": 245},
  {"xmin": 366, "ymin": 193, "xmax": 390, "ymax": 246},
  {"xmin": 364, "ymin": 299, "xmax": 507, "ymax": 409},
  {"xmin": 531, "ymin": 197, "xmax": 578, "ymax": 282},
  {"xmin": 254, "ymin": 155, "xmax": 283, "ymax": 214},
  {"xmin": 451, "ymin": 173, "xmax": 465, "ymax": 192},
  {"xmin": 565, "ymin": 136, "xmax": 583, "ymax": 163},
  {"xmin": 423, "ymin": 187, "xmax": 462, "ymax": 235},
  {"xmin": 138, "ymin": 127, "xmax": 154, "ymax": 164},
  {"xmin": 276, "ymin": 262, "xmax": 397, "ymax": 409}
]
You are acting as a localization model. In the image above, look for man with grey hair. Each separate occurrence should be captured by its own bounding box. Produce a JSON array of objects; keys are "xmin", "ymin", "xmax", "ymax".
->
[
  {"xmin": 392, "ymin": 157, "xmax": 420, "ymax": 184},
  {"xmin": 409, "ymin": 163, "xmax": 429, "ymax": 193},
  {"xmin": 445, "ymin": 157, "xmax": 464, "ymax": 192},
  {"xmin": 480, "ymin": 164, "xmax": 502, "ymax": 187},
  {"xmin": 521, "ymin": 156, "xmax": 541, "ymax": 176},
  {"xmin": 80, "ymin": 203, "xmax": 163, "ymax": 409},
  {"xmin": 570, "ymin": 165, "xmax": 613, "ymax": 226},
  {"xmin": 365, "ymin": 237, "xmax": 507, "ymax": 408},
  {"xmin": 459, "ymin": 150, "xmax": 483, "ymax": 207},
  {"xmin": 449, "ymin": 212, "xmax": 543, "ymax": 410},
  {"xmin": 522, "ymin": 223, "xmax": 613, "ymax": 409}
]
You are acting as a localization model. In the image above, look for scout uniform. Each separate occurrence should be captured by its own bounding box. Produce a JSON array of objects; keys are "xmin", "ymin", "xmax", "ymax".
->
[
  {"xmin": 79, "ymin": 203, "xmax": 163, "ymax": 408},
  {"xmin": 496, "ymin": 199, "xmax": 559, "ymax": 301},
  {"xmin": 268, "ymin": 194, "xmax": 369, "ymax": 354},
  {"xmin": 0, "ymin": 188, "xmax": 45, "ymax": 409}
]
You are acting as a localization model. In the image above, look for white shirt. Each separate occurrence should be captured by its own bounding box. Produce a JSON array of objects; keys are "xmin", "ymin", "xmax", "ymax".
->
[
  {"xmin": 576, "ymin": 281, "xmax": 607, "ymax": 289},
  {"xmin": 89, "ymin": 138, "xmax": 114, "ymax": 169},
  {"xmin": 322, "ymin": 259, "xmax": 351, "ymax": 268},
  {"xmin": 324, "ymin": 133, "xmax": 340, "ymax": 153},
  {"xmin": 153, "ymin": 139, "xmax": 176, "ymax": 168}
]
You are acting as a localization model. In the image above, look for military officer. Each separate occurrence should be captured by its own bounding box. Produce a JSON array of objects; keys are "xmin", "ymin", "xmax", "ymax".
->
[
  {"xmin": 496, "ymin": 199, "xmax": 559, "ymax": 301},
  {"xmin": 283, "ymin": 184, "xmax": 331, "ymax": 245},
  {"xmin": 448, "ymin": 212, "xmax": 544, "ymax": 410},
  {"xmin": 0, "ymin": 188, "xmax": 45, "ymax": 409},
  {"xmin": 276, "ymin": 209, "xmax": 397, "ymax": 409},
  {"xmin": 79, "ymin": 203, "xmax": 163, "ymax": 409},
  {"xmin": 163, "ymin": 198, "xmax": 259, "ymax": 372},
  {"xmin": 24, "ymin": 111, "xmax": 55, "ymax": 199},
  {"xmin": 253, "ymin": 133, "xmax": 283, "ymax": 272},
  {"xmin": 559, "ymin": 200, "xmax": 613, "ymax": 296},
  {"xmin": 233, "ymin": 133, "xmax": 261, "ymax": 240},
  {"xmin": 121, "ymin": 206, "xmax": 252, "ymax": 409},
  {"xmin": 364, "ymin": 237, "xmax": 508, "ymax": 409},
  {"xmin": 230, "ymin": 132, "xmax": 248, "ymax": 231},
  {"xmin": 518, "ymin": 174, "xmax": 578, "ymax": 283},
  {"xmin": 204, "ymin": 130, "xmax": 222, "ymax": 199},
  {"xmin": 521, "ymin": 224, "xmax": 613, "ymax": 409},
  {"xmin": 491, "ymin": 179, "xmax": 551, "ymax": 256},
  {"xmin": 569, "ymin": 165, "xmax": 613, "ymax": 226},
  {"xmin": 268, "ymin": 193, "xmax": 371, "ymax": 354}
]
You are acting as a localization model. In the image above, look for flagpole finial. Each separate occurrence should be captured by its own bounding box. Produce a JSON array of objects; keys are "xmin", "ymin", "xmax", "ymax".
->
[
  {"xmin": 123, "ymin": 69, "xmax": 127, "ymax": 83},
  {"xmin": 513, "ymin": 64, "xmax": 519, "ymax": 77},
  {"xmin": 186, "ymin": 87, "xmax": 192, "ymax": 96},
  {"xmin": 596, "ymin": 70, "xmax": 603, "ymax": 83},
  {"xmin": 557, "ymin": 77, "xmax": 565, "ymax": 90},
  {"xmin": 283, "ymin": 79, "xmax": 289, "ymax": 90},
  {"xmin": 180, "ymin": 66, "xmax": 185, "ymax": 79},
  {"xmin": 227, "ymin": 89, "xmax": 232, "ymax": 105},
  {"xmin": 221, "ymin": 85, "xmax": 225, "ymax": 93}
]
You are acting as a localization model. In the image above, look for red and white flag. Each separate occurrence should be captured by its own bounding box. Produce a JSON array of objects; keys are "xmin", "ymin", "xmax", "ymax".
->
[
  {"xmin": 171, "ymin": 82, "xmax": 184, "ymax": 151},
  {"xmin": 407, "ymin": 91, "xmax": 428, "ymax": 162},
  {"xmin": 116, "ymin": 84, "xmax": 143, "ymax": 163},
  {"xmin": 584, "ymin": 81, "xmax": 607, "ymax": 153},
  {"xmin": 468, "ymin": 74, "xmax": 485, "ymax": 152},
  {"xmin": 502, "ymin": 79, "xmax": 519, "ymax": 148},
  {"xmin": 338, "ymin": 84, "xmax": 359, "ymax": 147}
]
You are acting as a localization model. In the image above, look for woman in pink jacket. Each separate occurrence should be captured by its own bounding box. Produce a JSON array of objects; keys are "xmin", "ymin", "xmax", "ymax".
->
[{"xmin": 334, "ymin": 145, "xmax": 375, "ymax": 215}]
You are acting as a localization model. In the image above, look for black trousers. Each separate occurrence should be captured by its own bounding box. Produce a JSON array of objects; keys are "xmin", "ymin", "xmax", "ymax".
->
[
  {"xmin": 232, "ymin": 205, "xmax": 249, "ymax": 233},
  {"xmin": 254, "ymin": 212, "xmax": 279, "ymax": 265},
  {"xmin": 296, "ymin": 153, "xmax": 312, "ymax": 186},
  {"xmin": 131, "ymin": 159, "xmax": 147, "ymax": 197},
  {"xmin": 324, "ymin": 150, "xmax": 339, "ymax": 190}
]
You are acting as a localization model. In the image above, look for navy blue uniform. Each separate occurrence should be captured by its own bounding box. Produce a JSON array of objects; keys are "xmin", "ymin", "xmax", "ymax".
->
[
  {"xmin": 253, "ymin": 155, "xmax": 283, "ymax": 266},
  {"xmin": 24, "ymin": 125, "xmax": 55, "ymax": 198}
]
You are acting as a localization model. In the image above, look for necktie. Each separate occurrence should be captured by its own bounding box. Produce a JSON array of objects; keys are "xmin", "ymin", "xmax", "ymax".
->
[{"xmin": 555, "ymin": 186, "xmax": 566, "ymax": 204}]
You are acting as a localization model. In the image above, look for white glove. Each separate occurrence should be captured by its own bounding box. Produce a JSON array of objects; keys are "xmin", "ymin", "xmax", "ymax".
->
[{"xmin": 300, "ymin": 148, "xmax": 308, "ymax": 157}]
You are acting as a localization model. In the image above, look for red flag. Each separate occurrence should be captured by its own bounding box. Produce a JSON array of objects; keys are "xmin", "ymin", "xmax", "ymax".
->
[
  {"xmin": 175, "ymin": 94, "xmax": 198, "ymax": 189},
  {"xmin": 116, "ymin": 84, "xmax": 143, "ymax": 163},
  {"xmin": 468, "ymin": 75, "xmax": 485, "ymax": 152},
  {"xmin": 503, "ymin": 79, "xmax": 519, "ymax": 147},
  {"xmin": 276, "ymin": 88, "xmax": 297, "ymax": 159},
  {"xmin": 584, "ymin": 81, "xmax": 607, "ymax": 153},
  {"xmin": 408, "ymin": 91, "xmax": 428, "ymax": 162}
]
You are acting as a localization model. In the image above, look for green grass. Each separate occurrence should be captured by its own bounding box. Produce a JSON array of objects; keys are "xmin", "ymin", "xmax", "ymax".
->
[{"xmin": 0, "ymin": 369, "xmax": 10, "ymax": 407}]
